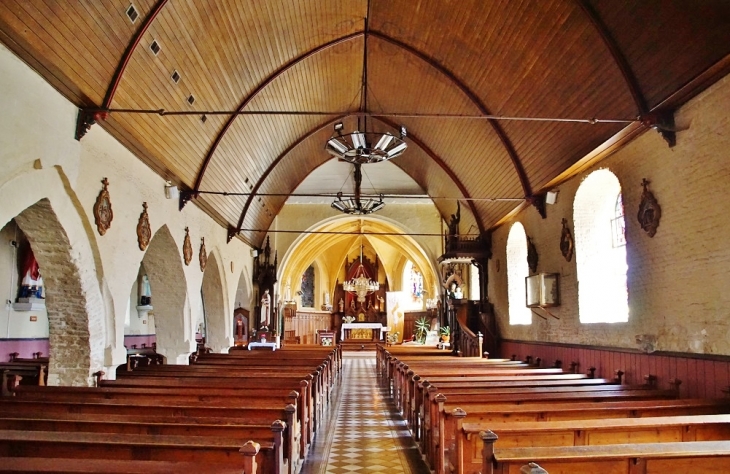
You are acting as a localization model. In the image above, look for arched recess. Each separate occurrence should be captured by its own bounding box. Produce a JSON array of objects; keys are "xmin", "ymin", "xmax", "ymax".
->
[
  {"xmin": 201, "ymin": 251, "xmax": 229, "ymax": 352},
  {"xmin": 278, "ymin": 216, "xmax": 440, "ymax": 306},
  {"xmin": 141, "ymin": 225, "xmax": 190, "ymax": 362},
  {"xmin": 13, "ymin": 199, "xmax": 105, "ymax": 386}
]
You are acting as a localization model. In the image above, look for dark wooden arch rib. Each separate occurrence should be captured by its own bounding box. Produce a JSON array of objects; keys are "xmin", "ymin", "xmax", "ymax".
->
[
  {"xmin": 233, "ymin": 115, "xmax": 484, "ymax": 244},
  {"xmin": 233, "ymin": 115, "xmax": 350, "ymax": 240},
  {"xmin": 575, "ymin": 0, "xmax": 649, "ymax": 115},
  {"xmin": 193, "ymin": 32, "xmax": 363, "ymax": 192},
  {"xmin": 369, "ymin": 31, "xmax": 532, "ymax": 199},
  {"xmin": 374, "ymin": 116, "xmax": 486, "ymax": 236},
  {"xmin": 103, "ymin": 0, "xmax": 170, "ymax": 108}
]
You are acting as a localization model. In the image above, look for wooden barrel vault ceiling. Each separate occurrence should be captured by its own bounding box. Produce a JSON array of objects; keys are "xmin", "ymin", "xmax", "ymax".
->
[{"xmin": 1, "ymin": 1, "xmax": 729, "ymax": 248}]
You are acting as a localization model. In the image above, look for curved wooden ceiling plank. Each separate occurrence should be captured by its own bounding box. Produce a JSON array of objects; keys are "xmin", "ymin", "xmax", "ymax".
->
[
  {"xmin": 234, "ymin": 116, "xmax": 349, "ymax": 242},
  {"xmin": 587, "ymin": 0, "xmax": 730, "ymax": 109},
  {"xmin": 193, "ymin": 32, "xmax": 364, "ymax": 191},
  {"xmin": 369, "ymin": 30, "xmax": 532, "ymax": 198},
  {"xmin": 103, "ymin": 0, "xmax": 169, "ymax": 108},
  {"xmin": 375, "ymin": 117, "xmax": 485, "ymax": 235},
  {"xmin": 370, "ymin": 1, "xmax": 638, "ymax": 190},
  {"xmin": 574, "ymin": 0, "xmax": 647, "ymax": 115}
]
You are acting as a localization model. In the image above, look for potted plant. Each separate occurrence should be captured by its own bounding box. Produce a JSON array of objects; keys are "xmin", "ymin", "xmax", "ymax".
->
[
  {"xmin": 439, "ymin": 326, "xmax": 451, "ymax": 343},
  {"xmin": 414, "ymin": 316, "xmax": 430, "ymax": 344}
]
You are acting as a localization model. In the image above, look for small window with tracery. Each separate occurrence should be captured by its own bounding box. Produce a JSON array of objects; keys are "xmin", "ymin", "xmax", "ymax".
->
[{"xmin": 611, "ymin": 193, "xmax": 626, "ymax": 248}]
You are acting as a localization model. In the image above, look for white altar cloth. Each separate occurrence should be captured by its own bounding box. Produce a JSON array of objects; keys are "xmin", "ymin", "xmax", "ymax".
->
[
  {"xmin": 248, "ymin": 341, "xmax": 277, "ymax": 351},
  {"xmin": 340, "ymin": 323, "xmax": 388, "ymax": 340}
]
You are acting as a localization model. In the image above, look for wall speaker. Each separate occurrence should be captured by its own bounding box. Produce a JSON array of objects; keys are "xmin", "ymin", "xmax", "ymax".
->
[
  {"xmin": 545, "ymin": 191, "xmax": 558, "ymax": 205},
  {"xmin": 164, "ymin": 184, "xmax": 179, "ymax": 199}
]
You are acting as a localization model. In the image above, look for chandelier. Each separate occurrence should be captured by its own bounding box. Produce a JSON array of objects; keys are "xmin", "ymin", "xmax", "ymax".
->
[
  {"xmin": 343, "ymin": 241, "xmax": 379, "ymax": 303},
  {"xmin": 326, "ymin": 122, "xmax": 408, "ymax": 164},
  {"xmin": 331, "ymin": 162, "xmax": 385, "ymax": 215}
]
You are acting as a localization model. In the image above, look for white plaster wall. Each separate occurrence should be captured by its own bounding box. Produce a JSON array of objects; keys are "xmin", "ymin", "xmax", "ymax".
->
[
  {"xmin": 0, "ymin": 43, "xmax": 254, "ymax": 381},
  {"xmin": 489, "ymin": 73, "xmax": 730, "ymax": 355},
  {"xmin": 0, "ymin": 222, "xmax": 49, "ymax": 339}
]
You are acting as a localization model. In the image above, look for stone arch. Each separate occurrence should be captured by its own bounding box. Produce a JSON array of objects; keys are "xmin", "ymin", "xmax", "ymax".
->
[
  {"xmin": 234, "ymin": 268, "xmax": 251, "ymax": 310},
  {"xmin": 141, "ymin": 225, "xmax": 190, "ymax": 363},
  {"xmin": 13, "ymin": 199, "xmax": 105, "ymax": 385},
  {"xmin": 201, "ymin": 251, "xmax": 229, "ymax": 352}
]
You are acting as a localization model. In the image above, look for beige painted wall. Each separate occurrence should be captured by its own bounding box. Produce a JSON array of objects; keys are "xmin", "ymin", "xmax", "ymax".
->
[
  {"xmin": 273, "ymin": 203, "xmax": 445, "ymax": 308},
  {"xmin": 489, "ymin": 74, "xmax": 730, "ymax": 355},
  {"xmin": 0, "ymin": 43, "xmax": 254, "ymax": 383}
]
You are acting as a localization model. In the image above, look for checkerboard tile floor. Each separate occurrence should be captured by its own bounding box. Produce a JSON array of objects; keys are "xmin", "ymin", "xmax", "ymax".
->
[{"xmin": 301, "ymin": 352, "xmax": 430, "ymax": 474}]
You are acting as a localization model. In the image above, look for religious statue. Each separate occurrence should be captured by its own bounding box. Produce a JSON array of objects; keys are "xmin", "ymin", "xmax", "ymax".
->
[
  {"xmin": 324, "ymin": 292, "xmax": 331, "ymax": 306},
  {"xmin": 235, "ymin": 316, "xmax": 244, "ymax": 341},
  {"xmin": 140, "ymin": 274, "xmax": 151, "ymax": 306},
  {"xmin": 454, "ymin": 285, "xmax": 464, "ymax": 299},
  {"xmin": 284, "ymin": 281, "xmax": 292, "ymax": 302},
  {"xmin": 338, "ymin": 298, "xmax": 344, "ymax": 313},
  {"xmin": 18, "ymin": 247, "xmax": 43, "ymax": 300},
  {"xmin": 446, "ymin": 201, "xmax": 461, "ymax": 250},
  {"xmin": 260, "ymin": 289, "xmax": 271, "ymax": 328}
]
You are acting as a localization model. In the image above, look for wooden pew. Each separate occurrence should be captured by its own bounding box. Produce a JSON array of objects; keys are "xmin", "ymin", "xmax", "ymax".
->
[
  {"xmin": 104, "ymin": 372, "xmax": 320, "ymax": 443},
  {"xmin": 480, "ymin": 437, "xmax": 730, "ymax": 474},
  {"xmin": 0, "ymin": 429, "xmax": 280, "ymax": 473},
  {"xmin": 0, "ymin": 415, "xmax": 290, "ymax": 469},
  {"xmin": 0, "ymin": 457, "xmax": 247, "ymax": 473},
  {"xmin": 456, "ymin": 414, "xmax": 730, "ymax": 474},
  {"xmin": 430, "ymin": 389, "xmax": 678, "ymax": 473}
]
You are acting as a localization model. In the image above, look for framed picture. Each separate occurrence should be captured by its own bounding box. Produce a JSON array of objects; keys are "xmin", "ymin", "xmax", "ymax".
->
[{"xmin": 526, "ymin": 273, "xmax": 560, "ymax": 308}]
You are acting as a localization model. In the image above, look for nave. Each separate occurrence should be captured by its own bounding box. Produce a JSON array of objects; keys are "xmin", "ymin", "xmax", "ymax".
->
[{"xmin": 302, "ymin": 352, "xmax": 430, "ymax": 474}]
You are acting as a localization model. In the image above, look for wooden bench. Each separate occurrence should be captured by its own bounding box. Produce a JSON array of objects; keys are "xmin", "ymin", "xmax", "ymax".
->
[
  {"xmin": 0, "ymin": 429, "xmax": 280, "ymax": 473},
  {"xmin": 123, "ymin": 346, "xmax": 163, "ymax": 371},
  {"xmin": 427, "ymin": 398, "xmax": 730, "ymax": 474},
  {"xmin": 4, "ymin": 389, "xmax": 302, "ymax": 472},
  {"xmin": 480, "ymin": 437, "xmax": 730, "ymax": 474},
  {"xmin": 0, "ymin": 457, "xmax": 249, "ymax": 473},
  {"xmin": 455, "ymin": 414, "xmax": 730, "ymax": 474},
  {"xmin": 104, "ymin": 372, "xmax": 320, "ymax": 441},
  {"xmin": 430, "ymin": 389, "xmax": 678, "ymax": 473}
]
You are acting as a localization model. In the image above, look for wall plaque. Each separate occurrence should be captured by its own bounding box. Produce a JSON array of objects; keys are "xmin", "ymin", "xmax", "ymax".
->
[
  {"xmin": 93, "ymin": 177, "xmax": 113, "ymax": 235},
  {"xmin": 560, "ymin": 218, "xmax": 574, "ymax": 262},
  {"xmin": 183, "ymin": 227, "xmax": 193, "ymax": 266},
  {"xmin": 199, "ymin": 237, "xmax": 207, "ymax": 271},
  {"xmin": 638, "ymin": 178, "xmax": 661, "ymax": 237},
  {"xmin": 526, "ymin": 235, "xmax": 538, "ymax": 273},
  {"xmin": 136, "ymin": 202, "xmax": 151, "ymax": 251}
]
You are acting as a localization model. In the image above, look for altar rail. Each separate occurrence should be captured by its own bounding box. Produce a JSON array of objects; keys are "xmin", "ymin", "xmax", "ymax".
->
[{"xmin": 284, "ymin": 311, "xmax": 331, "ymax": 345}]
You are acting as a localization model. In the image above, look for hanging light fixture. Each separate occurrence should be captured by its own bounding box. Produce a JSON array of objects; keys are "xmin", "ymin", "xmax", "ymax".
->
[
  {"xmin": 326, "ymin": 17, "xmax": 407, "ymax": 165},
  {"xmin": 343, "ymin": 239, "xmax": 379, "ymax": 303},
  {"xmin": 331, "ymin": 162, "xmax": 385, "ymax": 215},
  {"xmin": 326, "ymin": 122, "xmax": 408, "ymax": 164}
]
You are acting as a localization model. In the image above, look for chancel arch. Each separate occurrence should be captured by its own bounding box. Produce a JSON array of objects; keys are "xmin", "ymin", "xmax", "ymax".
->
[{"xmin": 278, "ymin": 216, "xmax": 440, "ymax": 312}]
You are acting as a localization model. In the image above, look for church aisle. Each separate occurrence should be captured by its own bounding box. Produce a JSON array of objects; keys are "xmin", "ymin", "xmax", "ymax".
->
[{"xmin": 300, "ymin": 351, "xmax": 431, "ymax": 474}]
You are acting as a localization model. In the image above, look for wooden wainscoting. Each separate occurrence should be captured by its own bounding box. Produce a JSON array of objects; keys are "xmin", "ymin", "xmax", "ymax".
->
[{"xmin": 285, "ymin": 310, "xmax": 332, "ymax": 345}]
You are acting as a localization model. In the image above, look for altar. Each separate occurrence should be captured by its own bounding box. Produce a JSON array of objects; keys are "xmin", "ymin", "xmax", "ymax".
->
[{"xmin": 341, "ymin": 323, "xmax": 388, "ymax": 342}]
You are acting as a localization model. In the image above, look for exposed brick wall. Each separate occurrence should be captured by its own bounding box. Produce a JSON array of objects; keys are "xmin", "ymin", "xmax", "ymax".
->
[
  {"xmin": 14, "ymin": 199, "xmax": 105, "ymax": 386},
  {"xmin": 489, "ymin": 74, "xmax": 730, "ymax": 355}
]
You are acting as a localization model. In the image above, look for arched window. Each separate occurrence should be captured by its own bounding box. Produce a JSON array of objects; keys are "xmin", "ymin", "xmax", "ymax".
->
[
  {"xmin": 402, "ymin": 260, "xmax": 424, "ymax": 310},
  {"xmin": 506, "ymin": 222, "xmax": 531, "ymax": 325},
  {"xmin": 574, "ymin": 169, "xmax": 629, "ymax": 323}
]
